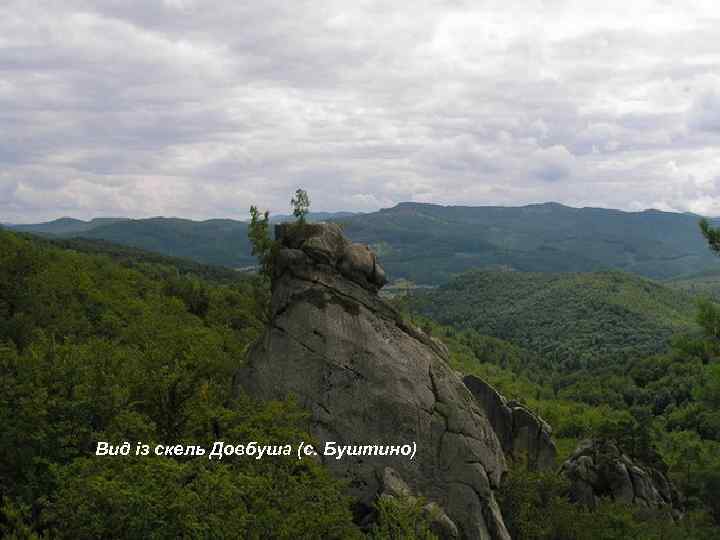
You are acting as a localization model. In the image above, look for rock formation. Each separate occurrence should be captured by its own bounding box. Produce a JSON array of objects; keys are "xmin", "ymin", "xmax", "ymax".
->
[
  {"xmin": 463, "ymin": 375, "xmax": 557, "ymax": 471},
  {"xmin": 560, "ymin": 439, "xmax": 682, "ymax": 519},
  {"xmin": 236, "ymin": 222, "xmax": 511, "ymax": 539},
  {"xmin": 378, "ymin": 467, "xmax": 460, "ymax": 539}
]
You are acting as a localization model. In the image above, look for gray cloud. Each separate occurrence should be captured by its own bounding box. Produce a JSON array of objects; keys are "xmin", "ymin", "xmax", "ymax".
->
[
  {"xmin": 2, "ymin": 0, "xmax": 720, "ymax": 223},
  {"xmin": 688, "ymin": 85, "xmax": 720, "ymax": 133}
]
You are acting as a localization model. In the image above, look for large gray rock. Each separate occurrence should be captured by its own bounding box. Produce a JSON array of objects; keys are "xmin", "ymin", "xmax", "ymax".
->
[
  {"xmin": 560, "ymin": 439, "xmax": 682, "ymax": 519},
  {"xmin": 274, "ymin": 221, "xmax": 387, "ymax": 291},
  {"xmin": 338, "ymin": 243, "xmax": 387, "ymax": 290},
  {"xmin": 276, "ymin": 221, "xmax": 349, "ymax": 266},
  {"xmin": 237, "ymin": 223, "xmax": 510, "ymax": 539},
  {"xmin": 463, "ymin": 375, "xmax": 557, "ymax": 471}
]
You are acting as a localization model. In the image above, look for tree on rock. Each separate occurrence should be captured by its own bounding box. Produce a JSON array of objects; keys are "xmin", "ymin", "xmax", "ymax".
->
[
  {"xmin": 248, "ymin": 205, "xmax": 277, "ymax": 279},
  {"xmin": 291, "ymin": 188, "xmax": 311, "ymax": 223},
  {"xmin": 700, "ymin": 218, "xmax": 720, "ymax": 254}
]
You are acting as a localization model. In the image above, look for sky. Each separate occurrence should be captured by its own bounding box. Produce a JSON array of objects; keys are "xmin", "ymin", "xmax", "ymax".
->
[{"xmin": 2, "ymin": 0, "xmax": 720, "ymax": 223}]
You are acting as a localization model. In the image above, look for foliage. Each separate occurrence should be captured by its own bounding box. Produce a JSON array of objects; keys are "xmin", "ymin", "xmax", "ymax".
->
[
  {"xmin": 290, "ymin": 188, "xmax": 311, "ymax": 223},
  {"xmin": 9, "ymin": 202, "xmax": 720, "ymax": 284},
  {"xmin": 700, "ymin": 218, "xmax": 720, "ymax": 254},
  {"xmin": 399, "ymin": 305, "xmax": 720, "ymax": 529},
  {"xmin": 5, "ymin": 206, "xmax": 720, "ymax": 537},
  {"xmin": 696, "ymin": 298, "xmax": 720, "ymax": 342},
  {"xmin": 30, "ymin": 217, "xmax": 256, "ymax": 269},
  {"xmin": 498, "ymin": 463, "xmax": 580, "ymax": 540},
  {"xmin": 368, "ymin": 496, "xmax": 437, "ymax": 540},
  {"xmin": 498, "ymin": 462, "xmax": 717, "ymax": 540},
  {"xmin": 666, "ymin": 269, "xmax": 720, "ymax": 302},
  {"xmin": 43, "ymin": 235, "xmax": 249, "ymax": 283},
  {"xmin": 43, "ymin": 455, "xmax": 357, "ymax": 539},
  {"xmin": 248, "ymin": 206, "xmax": 279, "ymax": 280},
  {"xmin": 338, "ymin": 202, "xmax": 720, "ymax": 284},
  {"xmin": 0, "ymin": 229, "xmax": 358, "ymax": 538},
  {"xmin": 407, "ymin": 269, "xmax": 699, "ymax": 370}
]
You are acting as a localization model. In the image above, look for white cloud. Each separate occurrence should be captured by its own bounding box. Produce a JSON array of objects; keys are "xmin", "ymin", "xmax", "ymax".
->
[
  {"xmin": 688, "ymin": 82, "xmax": 720, "ymax": 133},
  {"xmin": 529, "ymin": 145, "xmax": 576, "ymax": 182},
  {"xmin": 1, "ymin": 0, "xmax": 720, "ymax": 222}
]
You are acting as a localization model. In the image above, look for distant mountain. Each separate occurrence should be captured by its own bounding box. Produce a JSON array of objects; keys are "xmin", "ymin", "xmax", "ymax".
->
[
  {"xmin": 8, "ymin": 202, "xmax": 720, "ymax": 282},
  {"xmin": 72, "ymin": 218, "xmax": 255, "ymax": 268},
  {"xmin": 406, "ymin": 269, "xmax": 699, "ymax": 369},
  {"xmin": 338, "ymin": 202, "xmax": 720, "ymax": 283},
  {"xmin": 5, "ymin": 213, "xmax": 356, "ymax": 268},
  {"xmin": 9, "ymin": 217, "xmax": 131, "ymax": 235},
  {"xmin": 269, "ymin": 211, "xmax": 360, "ymax": 223},
  {"xmin": 7, "ymin": 217, "xmax": 254, "ymax": 268}
]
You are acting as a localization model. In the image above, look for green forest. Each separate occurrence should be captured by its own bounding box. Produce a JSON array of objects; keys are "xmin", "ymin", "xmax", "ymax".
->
[
  {"xmin": 2, "ymin": 224, "xmax": 720, "ymax": 538},
  {"xmin": 5, "ymin": 0, "xmax": 719, "ymax": 537},
  {"xmin": 400, "ymin": 274, "xmax": 720, "ymax": 536},
  {"xmin": 9, "ymin": 201, "xmax": 720, "ymax": 285},
  {"xmin": 406, "ymin": 270, "xmax": 700, "ymax": 369},
  {"xmin": 0, "ymin": 230, "xmax": 361, "ymax": 538}
]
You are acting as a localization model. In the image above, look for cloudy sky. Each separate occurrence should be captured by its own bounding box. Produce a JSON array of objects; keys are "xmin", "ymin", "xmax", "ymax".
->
[{"xmin": 2, "ymin": 0, "xmax": 720, "ymax": 222}]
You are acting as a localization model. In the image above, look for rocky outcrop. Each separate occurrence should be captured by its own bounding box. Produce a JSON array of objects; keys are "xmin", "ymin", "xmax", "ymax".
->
[
  {"xmin": 377, "ymin": 467, "xmax": 460, "ymax": 539},
  {"xmin": 274, "ymin": 222, "xmax": 387, "ymax": 292},
  {"xmin": 236, "ymin": 222, "xmax": 511, "ymax": 539},
  {"xmin": 463, "ymin": 375, "xmax": 556, "ymax": 471},
  {"xmin": 560, "ymin": 439, "xmax": 682, "ymax": 519}
]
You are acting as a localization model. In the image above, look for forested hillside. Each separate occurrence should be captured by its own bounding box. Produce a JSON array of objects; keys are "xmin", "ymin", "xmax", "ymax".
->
[
  {"xmin": 2, "ymin": 228, "xmax": 719, "ymax": 538},
  {"xmin": 7, "ymin": 202, "xmax": 720, "ymax": 284},
  {"xmin": 396, "ymin": 309, "xmax": 720, "ymax": 535},
  {"xmin": 39, "ymin": 235, "xmax": 248, "ymax": 283},
  {"xmin": 0, "ymin": 230, "xmax": 360, "ymax": 538},
  {"xmin": 406, "ymin": 269, "xmax": 699, "ymax": 369},
  {"xmin": 667, "ymin": 269, "xmax": 720, "ymax": 302},
  {"xmin": 63, "ymin": 218, "xmax": 256, "ymax": 269},
  {"xmin": 340, "ymin": 202, "xmax": 720, "ymax": 283},
  {"xmin": 9, "ymin": 217, "xmax": 131, "ymax": 235},
  {"xmin": 398, "ymin": 251, "xmax": 720, "ymax": 534}
]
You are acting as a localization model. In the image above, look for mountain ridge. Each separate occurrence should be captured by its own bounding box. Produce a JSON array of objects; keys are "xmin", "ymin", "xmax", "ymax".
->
[{"xmin": 6, "ymin": 202, "xmax": 719, "ymax": 282}]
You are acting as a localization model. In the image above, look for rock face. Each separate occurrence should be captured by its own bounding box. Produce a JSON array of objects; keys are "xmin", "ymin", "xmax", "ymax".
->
[
  {"xmin": 378, "ymin": 467, "xmax": 460, "ymax": 539},
  {"xmin": 463, "ymin": 375, "xmax": 556, "ymax": 471},
  {"xmin": 560, "ymin": 439, "xmax": 682, "ymax": 519},
  {"xmin": 236, "ymin": 222, "xmax": 511, "ymax": 539}
]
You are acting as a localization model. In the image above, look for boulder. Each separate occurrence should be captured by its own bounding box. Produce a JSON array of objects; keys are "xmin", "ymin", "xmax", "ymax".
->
[
  {"xmin": 338, "ymin": 243, "xmax": 387, "ymax": 290},
  {"xmin": 463, "ymin": 375, "xmax": 557, "ymax": 471},
  {"xmin": 237, "ymin": 223, "xmax": 510, "ymax": 539},
  {"xmin": 560, "ymin": 439, "xmax": 682, "ymax": 519},
  {"xmin": 274, "ymin": 221, "xmax": 387, "ymax": 291},
  {"xmin": 274, "ymin": 222, "xmax": 337, "ymax": 250},
  {"xmin": 509, "ymin": 403, "xmax": 556, "ymax": 471},
  {"xmin": 297, "ymin": 223, "xmax": 349, "ymax": 265},
  {"xmin": 376, "ymin": 468, "xmax": 460, "ymax": 540}
]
